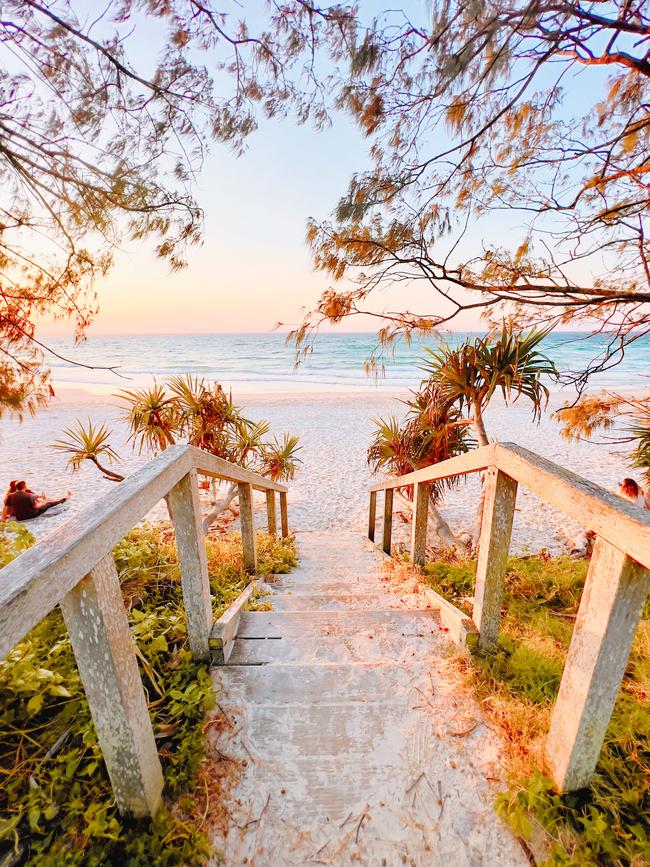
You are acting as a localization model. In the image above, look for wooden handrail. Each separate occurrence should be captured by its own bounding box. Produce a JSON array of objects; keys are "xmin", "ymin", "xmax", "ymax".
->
[
  {"xmin": 0, "ymin": 444, "xmax": 287, "ymax": 659},
  {"xmin": 370, "ymin": 441, "xmax": 650, "ymax": 571},
  {"xmin": 369, "ymin": 443, "xmax": 497, "ymax": 492},
  {"xmin": 0, "ymin": 444, "xmax": 290, "ymax": 818},
  {"xmin": 368, "ymin": 440, "xmax": 650, "ymax": 796}
]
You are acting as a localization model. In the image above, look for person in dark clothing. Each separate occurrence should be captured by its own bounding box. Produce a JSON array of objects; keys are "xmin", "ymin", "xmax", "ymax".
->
[
  {"xmin": 3, "ymin": 480, "xmax": 18, "ymax": 518},
  {"xmin": 2, "ymin": 480, "xmax": 71, "ymax": 521}
]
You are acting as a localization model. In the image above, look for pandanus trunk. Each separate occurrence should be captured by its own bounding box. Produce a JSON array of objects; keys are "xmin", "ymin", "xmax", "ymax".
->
[
  {"xmin": 472, "ymin": 398, "xmax": 489, "ymax": 545},
  {"xmin": 394, "ymin": 490, "xmax": 458, "ymax": 549},
  {"xmin": 201, "ymin": 482, "xmax": 238, "ymax": 535},
  {"xmin": 90, "ymin": 457, "xmax": 124, "ymax": 482}
]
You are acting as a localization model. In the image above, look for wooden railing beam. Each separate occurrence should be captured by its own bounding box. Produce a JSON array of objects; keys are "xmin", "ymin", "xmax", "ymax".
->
[
  {"xmin": 0, "ymin": 445, "xmax": 289, "ymax": 660},
  {"xmin": 238, "ymin": 482, "xmax": 257, "ymax": 572},
  {"xmin": 60, "ymin": 555, "xmax": 163, "ymax": 818},
  {"xmin": 545, "ymin": 538, "xmax": 650, "ymax": 791},
  {"xmin": 473, "ymin": 468, "xmax": 518, "ymax": 651},
  {"xmin": 368, "ymin": 490, "xmax": 377, "ymax": 542},
  {"xmin": 410, "ymin": 482, "xmax": 430, "ymax": 566},
  {"xmin": 280, "ymin": 491, "xmax": 289, "ymax": 538},
  {"xmin": 266, "ymin": 490, "xmax": 278, "ymax": 536},
  {"xmin": 382, "ymin": 488, "xmax": 393, "ymax": 555},
  {"xmin": 167, "ymin": 469, "xmax": 213, "ymax": 660}
]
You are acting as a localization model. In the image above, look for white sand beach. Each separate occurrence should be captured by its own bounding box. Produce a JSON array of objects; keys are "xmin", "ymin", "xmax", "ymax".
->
[{"xmin": 0, "ymin": 386, "xmax": 636, "ymax": 552}]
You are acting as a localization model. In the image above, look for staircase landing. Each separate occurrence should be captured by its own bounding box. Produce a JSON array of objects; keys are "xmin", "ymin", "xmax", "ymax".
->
[{"xmin": 209, "ymin": 532, "xmax": 527, "ymax": 866}]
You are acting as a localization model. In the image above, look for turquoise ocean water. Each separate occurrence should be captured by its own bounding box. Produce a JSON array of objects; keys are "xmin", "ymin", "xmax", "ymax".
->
[{"xmin": 44, "ymin": 331, "xmax": 650, "ymax": 394}]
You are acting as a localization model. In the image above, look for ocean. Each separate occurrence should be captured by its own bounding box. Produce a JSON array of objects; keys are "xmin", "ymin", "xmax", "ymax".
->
[{"xmin": 43, "ymin": 331, "xmax": 650, "ymax": 395}]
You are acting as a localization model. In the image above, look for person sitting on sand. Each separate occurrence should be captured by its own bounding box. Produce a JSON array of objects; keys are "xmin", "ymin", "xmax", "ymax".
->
[
  {"xmin": 570, "ymin": 529, "xmax": 596, "ymax": 559},
  {"xmin": 618, "ymin": 477, "xmax": 648, "ymax": 509},
  {"xmin": 1, "ymin": 480, "xmax": 37, "ymax": 519},
  {"xmin": 2, "ymin": 480, "xmax": 71, "ymax": 522},
  {"xmin": 3, "ymin": 480, "xmax": 18, "ymax": 519}
]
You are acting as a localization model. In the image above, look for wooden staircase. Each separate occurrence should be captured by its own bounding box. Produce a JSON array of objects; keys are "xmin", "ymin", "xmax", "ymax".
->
[{"xmin": 209, "ymin": 531, "xmax": 527, "ymax": 866}]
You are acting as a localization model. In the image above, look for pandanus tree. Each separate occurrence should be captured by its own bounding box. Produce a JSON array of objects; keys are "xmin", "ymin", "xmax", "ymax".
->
[
  {"xmin": 369, "ymin": 327, "xmax": 557, "ymax": 548},
  {"xmin": 422, "ymin": 327, "xmax": 556, "ymax": 447},
  {"xmin": 52, "ymin": 420, "xmax": 124, "ymax": 483},
  {"xmin": 52, "ymin": 375, "xmax": 301, "ymax": 533},
  {"xmin": 369, "ymin": 382, "xmax": 473, "ymax": 547}
]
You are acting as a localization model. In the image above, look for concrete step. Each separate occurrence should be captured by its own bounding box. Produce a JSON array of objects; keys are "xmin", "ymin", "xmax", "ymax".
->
[
  {"xmin": 265, "ymin": 593, "xmax": 398, "ymax": 611},
  {"xmin": 266, "ymin": 579, "xmax": 378, "ymax": 594},
  {"xmin": 222, "ymin": 702, "xmax": 426, "ymax": 760},
  {"xmin": 237, "ymin": 609, "xmax": 439, "ymax": 639},
  {"xmin": 270, "ymin": 568, "xmax": 378, "ymax": 583},
  {"xmin": 228, "ymin": 632, "xmax": 440, "ymax": 665},
  {"xmin": 212, "ymin": 662, "xmax": 428, "ymax": 705}
]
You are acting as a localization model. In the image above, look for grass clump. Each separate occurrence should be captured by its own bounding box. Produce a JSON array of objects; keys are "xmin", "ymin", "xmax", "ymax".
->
[
  {"xmin": 0, "ymin": 522, "xmax": 297, "ymax": 866},
  {"xmin": 425, "ymin": 552, "xmax": 649, "ymax": 865}
]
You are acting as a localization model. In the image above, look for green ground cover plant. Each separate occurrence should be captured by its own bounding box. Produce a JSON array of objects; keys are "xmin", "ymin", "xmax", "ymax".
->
[
  {"xmin": 0, "ymin": 521, "xmax": 297, "ymax": 866},
  {"xmin": 422, "ymin": 553, "xmax": 649, "ymax": 866}
]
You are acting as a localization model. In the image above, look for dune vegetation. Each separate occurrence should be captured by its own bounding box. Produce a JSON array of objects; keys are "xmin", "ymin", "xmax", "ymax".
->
[
  {"xmin": 418, "ymin": 553, "xmax": 650, "ymax": 866},
  {"xmin": 0, "ymin": 522, "xmax": 297, "ymax": 866}
]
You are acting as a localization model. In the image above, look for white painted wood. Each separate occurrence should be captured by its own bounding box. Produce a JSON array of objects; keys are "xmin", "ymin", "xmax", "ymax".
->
[
  {"xmin": 366, "ymin": 538, "xmax": 479, "ymax": 647},
  {"xmin": 210, "ymin": 580, "xmax": 257, "ymax": 664},
  {"xmin": 60, "ymin": 555, "xmax": 163, "ymax": 818},
  {"xmin": 545, "ymin": 537, "xmax": 650, "ymax": 791},
  {"xmin": 280, "ymin": 491, "xmax": 289, "ymax": 538},
  {"xmin": 0, "ymin": 444, "xmax": 193, "ymax": 659},
  {"xmin": 167, "ymin": 470, "xmax": 213, "ymax": 660},
  {"xmin": 368, "ymin": 491, "xmax": 377, "ymax": 542},
  {"xmin": 420, "ymin": 586, "xmax": 479, "ymax": 648},
  {"xmin": 266, "ymin": 490, "xmax": 277, "ymax": 536},
  {"xmin": 238, "ymin": 482, "xmax": 257, "ymax": 572},
  {"xmin": 368, "ymin": 441, "xmax": 650, "ymax": 791},
  {"xmin": 382, "ymin": 488, "xmax": 393, "ymax": 555},
  {"xmin": 473, "ymin": 468, "xmax": 518, "ymax": 651},
  {"xmin": 410, "ymin": 482, "xmax": 430, "ymax": 566},
  {"xmin": 493, "ymin": 443, "xmax": 650, "ymax": 571},
  {"xmin": 371, "ymin": 440, "xmax": 650, "ymax": 571}
]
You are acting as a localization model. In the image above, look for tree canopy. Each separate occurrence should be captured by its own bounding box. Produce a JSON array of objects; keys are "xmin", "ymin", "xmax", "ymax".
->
[
  {"xmin": 0, "ymin": 0, "xmax": 353, "ymax": 413},
  {"xmin": 3, "ymin": 2, "xmax": 648, "ymax": 415},
  {"xmin": 292, "ymin": 0, "xmax": 650, "ymax": 386}
]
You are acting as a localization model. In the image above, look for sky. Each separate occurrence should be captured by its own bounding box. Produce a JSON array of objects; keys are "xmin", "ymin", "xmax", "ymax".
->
[
  {"xmin": 42, "ymin": 115, "xmax": 375, "ymax": 335},
  {"xmin": 37, "ymin": 2, "xmax": 378, "ymax": 337},
  {"xmin": 39, "ymin": 0, "xmax": 488, "ymax": 337},
  {"xmin": 36, "ymin": 1, "xmax": 603, "ymax": 339}
]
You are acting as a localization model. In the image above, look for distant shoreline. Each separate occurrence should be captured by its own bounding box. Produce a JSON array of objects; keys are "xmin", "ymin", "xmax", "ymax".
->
[{"xmin": 48, "ymin": 381, "xmax": 642, "ymax": 406}]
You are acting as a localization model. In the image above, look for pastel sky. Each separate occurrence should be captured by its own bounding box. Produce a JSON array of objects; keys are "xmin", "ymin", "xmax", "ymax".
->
[
  {"xmin": 42, "ymin": 114, "xmax": 376, "ymax": 336},
  {"xmin": 38, "ymin": 1, "xmax": 489, "ymax": 337},
  {"xmin": 39, "ymin": 2, "xmax": 599, "ymax": 338}
]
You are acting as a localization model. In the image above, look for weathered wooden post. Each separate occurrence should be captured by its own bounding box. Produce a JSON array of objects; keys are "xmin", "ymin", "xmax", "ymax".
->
[
  {"xmin": 545, "ymin": 537, "xmax": 650, "ymax": 791},
  {"xmin": 368, "ymin": 490, "xmax": 377, "ymax": 542},
  {"xmin": 383, "ymin": 488, "xmax": 394, "ymax": 555},
  {"xmin": 280, "ymin": 491, "xmax": 289, "ymax": 538},
  {"xmin": 168, "ymin": 469, "xmax": 213, "ymax": 660},
  {"xmin": 60, "ymin": 555, "xmax": 163, "ymax": 818},
  {"xmin": 238, "ymin": 482, "xmax": 258, "ymax": 572},
  {"xmin": 266, "ymin": 489, "xmax": 277, "ymax": 536},
  {"xmin": 410, "ymin": 482, "xmax": 430, "ymax": 566},
  {"xmin": 473, "ymin": 467, "xmax": 518, "ymax": 651}
]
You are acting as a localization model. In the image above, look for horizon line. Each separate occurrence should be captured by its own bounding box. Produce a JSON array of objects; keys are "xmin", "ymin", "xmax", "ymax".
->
[{"xmin": 39, "ymin": 327, "xmax": 601, "ymax": 338}]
